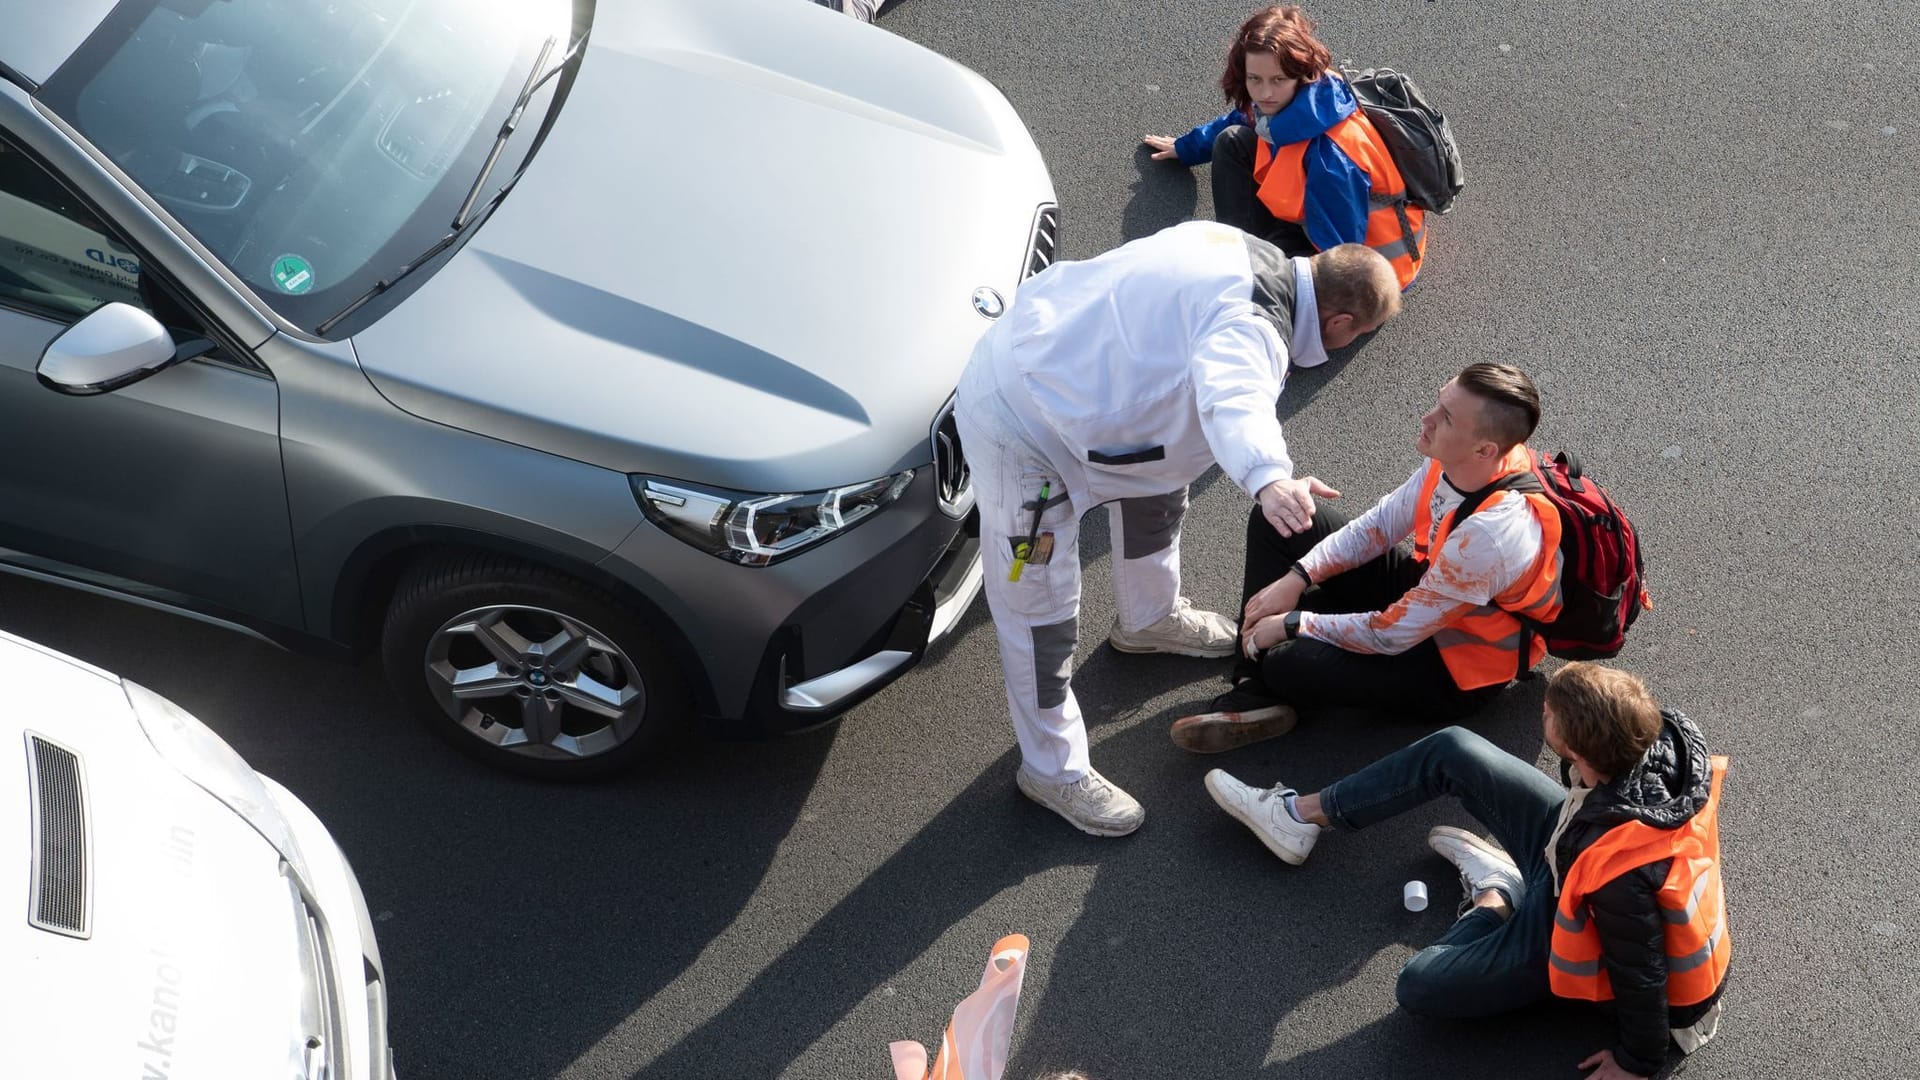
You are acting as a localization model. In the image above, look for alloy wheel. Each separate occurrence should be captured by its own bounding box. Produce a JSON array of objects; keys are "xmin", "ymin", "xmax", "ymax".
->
[{"xmin": 423, "ymin": 605, "xmax": 647, "ymax": 760}]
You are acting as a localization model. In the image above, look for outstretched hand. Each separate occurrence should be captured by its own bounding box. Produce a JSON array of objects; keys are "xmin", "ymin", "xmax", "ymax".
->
[
  {"xmin": 1577, "ymin": 1050, "xmax": 1647, "ymax": 1080},
  {"xmin": 1257, "ymin": 476, "xmax": 1339, "ymax": 537},
  {"xmin": 1142, "ymin": 134, "xmax": 1179, "ymax": 161}
]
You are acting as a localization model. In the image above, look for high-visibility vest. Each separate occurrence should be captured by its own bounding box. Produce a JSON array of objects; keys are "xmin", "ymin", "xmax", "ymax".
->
[
  {"xmin": 890, "ymin": 934, "xmax": 1029, "ymax": 1080},
  {"xmin": 1252, "ymin": 107, "xmax": 1427, "ymax": 289},
  {"xmin": 1410, "ymin": 446, "xmax": 1563, "ymax": 690},
  {"xmin": 1549, "ymin": 757, "xmax": 1732, "ymax": 1006}
]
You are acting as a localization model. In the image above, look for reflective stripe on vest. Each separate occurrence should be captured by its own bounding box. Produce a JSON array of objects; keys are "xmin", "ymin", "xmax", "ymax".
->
[
  {"xmin": 1410, "ymin": 447, "xmax": 1564, "ymax": 690},
  {"xmin": 1548, "ymin": 757, "xmax": 1732, "ymax": 1007},
  {"xmin": 1252, "ymin": 109, "xmax": 1427, "ymax": 288}
]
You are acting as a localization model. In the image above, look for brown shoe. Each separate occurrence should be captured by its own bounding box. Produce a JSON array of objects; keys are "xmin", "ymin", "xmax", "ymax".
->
[{"xmin": 1169, "ymin": 682, "xmax": 1298, "ymax": 753}]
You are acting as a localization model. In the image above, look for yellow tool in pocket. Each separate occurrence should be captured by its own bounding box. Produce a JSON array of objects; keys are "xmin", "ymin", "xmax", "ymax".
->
[{"xmin": 1008, "ymin": 480, "xmax": 1052, "ymax": 581}]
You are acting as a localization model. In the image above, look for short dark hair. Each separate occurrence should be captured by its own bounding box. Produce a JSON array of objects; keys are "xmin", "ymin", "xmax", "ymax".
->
[
  {"xmin": 1454, "ymin": 363, "xmax": 1541, "ymax": 451},
  {"xmin": 1546, "ymin": 662, "xmax": 1663, "ymax": 778}
]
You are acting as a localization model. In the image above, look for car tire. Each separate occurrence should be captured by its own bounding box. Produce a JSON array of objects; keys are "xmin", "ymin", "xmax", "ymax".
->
[{"xmin": 380, "ymin": 551, "xmax": 687, "ymax": 780}]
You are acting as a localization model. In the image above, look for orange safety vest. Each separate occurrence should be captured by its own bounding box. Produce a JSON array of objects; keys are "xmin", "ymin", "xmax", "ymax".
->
[
  {"xmin": 890, "ymin": 934, "xmax": 1029, "ymax": 1080},
  {"xmin": 1252, "ymin": 106, "xmax": 1427, "ymax": 289},
  {"xmin": 1410, "ymin": 446, "xmax": 1563, "ymax": 690},
  {"xmin": 1549, "ymin": 757, "xmax": 1732, "ymax": 1007}
]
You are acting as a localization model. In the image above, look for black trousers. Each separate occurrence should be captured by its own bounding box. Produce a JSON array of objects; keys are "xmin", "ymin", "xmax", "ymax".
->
[
  {"xmin": 1232, "ymin": 503, "xmax": 1505, "ymax": 720},
  {"xmin": 1210, "ymin": 125, "xmax": 1314, "ymax": 257}
]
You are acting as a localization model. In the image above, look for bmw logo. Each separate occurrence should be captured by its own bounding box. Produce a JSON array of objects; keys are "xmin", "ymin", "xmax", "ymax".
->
[{"xmin": 971, "ymin": 286, "xmax": 1005, "ymax": 319}]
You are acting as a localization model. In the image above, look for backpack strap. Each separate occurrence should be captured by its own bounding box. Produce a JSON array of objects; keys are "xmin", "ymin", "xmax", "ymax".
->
[
  {"xmin": 1392, "ymin": 199, "xmax": 1421, "ymax": 264},
  {"xmin": 1367, "ymin": 192, "xmax": 1424, "ymax": 264},
  {"xmin": 1441, "ymin": 460, "xmax": 1549, "ymax": 682},
  {"xmin": 1555, "ymin": 450, "xmax": 1587, "ymax": 492},
  {"xmin": 1441, "ymin": 467, "xmax": 1541, "ymax": 533}
]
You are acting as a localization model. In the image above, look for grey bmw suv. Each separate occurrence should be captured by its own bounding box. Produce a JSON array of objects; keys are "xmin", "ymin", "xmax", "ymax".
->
[{"xmin": 0, "ymin": 0, "xmax": 1057, "ymax": 776}]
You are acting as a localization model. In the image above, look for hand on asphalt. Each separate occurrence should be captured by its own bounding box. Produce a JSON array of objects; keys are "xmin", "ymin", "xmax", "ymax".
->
[{"xmin": 1577, "ymin": 1049, "xmax": 1647, "ymax": 1080}]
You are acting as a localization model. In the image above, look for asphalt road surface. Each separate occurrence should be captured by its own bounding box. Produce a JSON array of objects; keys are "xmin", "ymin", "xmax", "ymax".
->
[{"xmin": 6, "ymin": 1, "xmax": 1918, "ymax": 1077}]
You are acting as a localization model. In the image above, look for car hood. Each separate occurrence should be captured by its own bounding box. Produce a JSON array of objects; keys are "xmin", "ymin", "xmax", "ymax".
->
[
  {"xmin": 351, "ymin": 0, "xmax": 1054, "ymax": 492},
  {"xmin": 5, "ymin": 642, "xmax": 312, "ymax": 1080}
]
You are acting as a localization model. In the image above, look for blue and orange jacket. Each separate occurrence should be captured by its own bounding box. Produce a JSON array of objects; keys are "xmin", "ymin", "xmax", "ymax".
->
[{"xmin": 1175, "ymin": 75, "xmax": 1426, "ymax": 288}]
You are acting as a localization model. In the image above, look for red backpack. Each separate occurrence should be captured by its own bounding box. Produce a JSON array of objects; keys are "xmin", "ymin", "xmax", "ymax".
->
[{"xmin": 1450, "ymin": 450, "xmax": 1651, "ymax": 670}]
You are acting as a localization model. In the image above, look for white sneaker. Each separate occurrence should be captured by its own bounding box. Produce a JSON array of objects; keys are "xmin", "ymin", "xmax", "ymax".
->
[
  {"xmin": 1204, "ymin": 769, "xmax": 1320, "ymax": 865},
  {"xmin": 1108, "ymin": 597, "xmax": 1237, "ymax": 658},
  {"xmin": 1427, "ymin": 826, "xmax": 1526, "ymax": 913},
  {"xmin": 1016, "ymin": 765, "xmax": 1145, "ymax": 837}
]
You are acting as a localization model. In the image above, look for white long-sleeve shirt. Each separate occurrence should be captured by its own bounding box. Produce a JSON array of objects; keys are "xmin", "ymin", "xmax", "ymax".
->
[
  {"xmin": 981, "ymin": 220, "xmax": 1325, "ymax": 507},
  {"xmin": 1296, "ymin": 459, "xmax": 1547, "ymax": 654}
]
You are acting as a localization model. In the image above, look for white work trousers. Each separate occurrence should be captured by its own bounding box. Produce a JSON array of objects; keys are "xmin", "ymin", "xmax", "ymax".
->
[{"xmin": 955, "ymin": 380, "xmax": 1188, "ymax": 784}]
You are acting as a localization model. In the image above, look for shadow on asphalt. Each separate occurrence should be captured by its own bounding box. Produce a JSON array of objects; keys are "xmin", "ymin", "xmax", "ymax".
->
[
  {"xmin": 1121, "ymin": 145, "xmax": 1198, "ymax": 243},
  {"xmin": 0, "ymin": 561, "xmax": 1665, "ymax": 1080},
  {"xmin": 610, "ymin": 649, "xmax": 1640, "ymax": 1078},
  {"xmin": 999, "ymin": 671, "xmax": 1646, "ymax": 1080}
]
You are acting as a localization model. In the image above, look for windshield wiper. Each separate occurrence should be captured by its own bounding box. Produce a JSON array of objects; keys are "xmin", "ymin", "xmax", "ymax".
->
[
  {"xmin": 317, "ymin": 34, "xmax": 574, "ymax": 336},
  {"xmin": 454, "ymin": 34, "xmax": 559, "ymax": 228}
]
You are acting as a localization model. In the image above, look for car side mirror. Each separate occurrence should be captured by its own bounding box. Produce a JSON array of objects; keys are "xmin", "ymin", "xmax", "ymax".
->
[{"xmin": 37, "ymin": 302, "xmax": 183, "ymax": 396}]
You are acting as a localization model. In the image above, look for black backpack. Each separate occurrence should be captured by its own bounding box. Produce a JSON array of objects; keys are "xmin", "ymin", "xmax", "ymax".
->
[{"xmin": 1342, "ymin": 67, "xmax": 1465, "ymax": 215}]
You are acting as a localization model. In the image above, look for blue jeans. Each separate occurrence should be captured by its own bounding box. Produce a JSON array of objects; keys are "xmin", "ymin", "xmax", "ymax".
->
[{"xmin": 1320, "ymin": 726, "xmax": 1570, "ymax": 1017}]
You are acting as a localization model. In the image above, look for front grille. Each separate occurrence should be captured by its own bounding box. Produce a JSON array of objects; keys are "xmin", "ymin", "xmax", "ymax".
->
[
  {"xmin": 930, "ymin": 395, "xmax": 973, "ymax": 518},
  {"xmin": 1021, "ymin": 203, "xmax": 1060, "ymax": 281},
  {"xmin": 26, "ymin": 733, "xmax": 90, "ymax": 938}
]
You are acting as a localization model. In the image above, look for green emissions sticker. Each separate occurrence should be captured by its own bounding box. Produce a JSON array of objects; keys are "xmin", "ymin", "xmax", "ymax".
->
[{"xmin": 271, "ymin": 253, "xmax": 315, "ymax": 295}]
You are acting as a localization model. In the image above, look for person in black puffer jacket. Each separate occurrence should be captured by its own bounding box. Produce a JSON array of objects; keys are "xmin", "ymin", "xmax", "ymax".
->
[
  {"xmin": 1543, "ymin": 673, "xmax": 1729, "ymax": 1076},
  {"xmin": 1201, "ymin": 662, "xmax": 1730, "ymax": 1080}
]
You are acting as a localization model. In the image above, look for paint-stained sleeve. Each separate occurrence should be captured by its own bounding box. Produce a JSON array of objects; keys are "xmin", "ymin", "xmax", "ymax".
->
[
  {"xmin": 1191, "ymin": 314, "xmax": 1294, "ymax": 497},
  {"xmin": 1299, "ymin": 508, "xmax": 1518, "ymax": 654},
  {"xmin": 1300, "ymin": 584, "xmax": 1476, "ymax": 655},
  {"xmin": 1294, "ymin": 465, "xmax": 1424, "ymax": 582}
]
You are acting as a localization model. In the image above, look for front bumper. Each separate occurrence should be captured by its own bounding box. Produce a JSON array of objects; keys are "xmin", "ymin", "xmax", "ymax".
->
[
  {"xmin": 598, "ymin": 467, "xmax": 981, "ymax": 731},
  {"xmin": 260, "ymin": 776, "xmax": 397, "ymax": 1080},
  {"xmin": 776, "ymin": 509, "xmax": 981, "ymax": 715}
]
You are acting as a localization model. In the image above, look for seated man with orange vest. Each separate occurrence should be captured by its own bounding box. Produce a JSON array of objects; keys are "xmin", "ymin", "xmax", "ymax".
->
[
  {"xmin": 1168, "ymin": 363, "xmax": 1559, "ymax": 752},
  {"xmin": 1203, "ymin": 663, "xmax": 1730, "ymax": 1080}
]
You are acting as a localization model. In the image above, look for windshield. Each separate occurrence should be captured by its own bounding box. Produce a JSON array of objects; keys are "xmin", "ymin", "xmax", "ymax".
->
[{"xmin": 39, "ymin": 0, "xmax": 573, "ymax": 332}]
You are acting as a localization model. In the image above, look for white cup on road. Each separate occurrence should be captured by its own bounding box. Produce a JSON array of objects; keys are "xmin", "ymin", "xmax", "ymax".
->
[{"xmin": 1403, "ymin": 880, "xmax": 1429, "ymax": 912}]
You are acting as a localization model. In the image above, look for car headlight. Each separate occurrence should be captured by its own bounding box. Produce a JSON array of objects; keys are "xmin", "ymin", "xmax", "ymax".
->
[
  {"xmin": 124, "ymin": 680, "xmax": 313, "ymax": 885},
  {"xmin": 633, "ymin": 471, "xmax": 914, "ymax": 566}
]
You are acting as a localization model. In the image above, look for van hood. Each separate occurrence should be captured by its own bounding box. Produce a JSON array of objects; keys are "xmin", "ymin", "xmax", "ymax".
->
[{"xmin": 351, "ymin": 0, "xmax": 1054, "ymax": 493}]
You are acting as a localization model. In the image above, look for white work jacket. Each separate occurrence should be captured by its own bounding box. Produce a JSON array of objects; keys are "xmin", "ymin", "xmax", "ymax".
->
[{"xmin": 980, "ymin": 220, "xmax": 1325, "ymax": 509}]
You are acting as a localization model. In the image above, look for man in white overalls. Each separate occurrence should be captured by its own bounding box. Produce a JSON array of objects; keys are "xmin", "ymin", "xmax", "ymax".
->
[{"xmin": 955, "ymin": 220, "xmax": 1402, "ymax": 836}]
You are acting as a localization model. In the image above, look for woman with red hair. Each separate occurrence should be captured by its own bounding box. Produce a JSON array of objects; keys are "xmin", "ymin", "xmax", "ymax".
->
[{"xmin": 1145, "ymin": 6, "xmax": 1428, "ymax": 289}]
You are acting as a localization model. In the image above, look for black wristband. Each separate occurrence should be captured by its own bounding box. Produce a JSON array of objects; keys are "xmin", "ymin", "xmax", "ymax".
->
[
  {"xmin": 1283, "ymin": 610, "xmax": 1304, "ymax": 640},
  {"xmin": 1288, "ymin": 563, "xmax": 1313, "ymax": 588}
]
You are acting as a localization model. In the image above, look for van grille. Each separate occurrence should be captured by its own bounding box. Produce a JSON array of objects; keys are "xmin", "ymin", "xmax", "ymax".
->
[
  {"xmin": 26, "ymin": 733, "xmax": 90, "ymax": 938},
  {"xmin": 1022, "ymin": 204, "xmax": 1060, "ymax": 281},
  {"xmin": 930, "ymin": 395, "xmax": 973, "ymax": 519}
]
